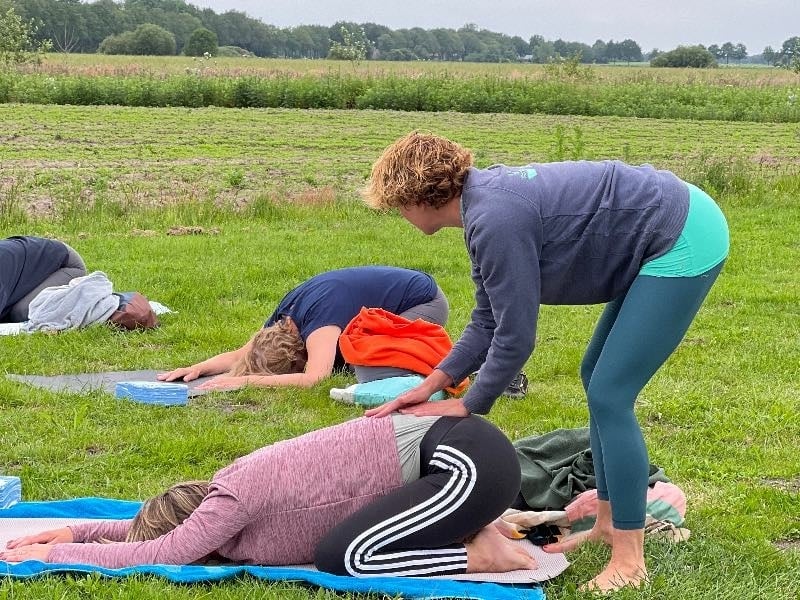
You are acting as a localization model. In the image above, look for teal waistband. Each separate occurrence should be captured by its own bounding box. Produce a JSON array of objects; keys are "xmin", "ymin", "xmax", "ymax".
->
[{"xmin": 639, "ymin": 183, "xmax": 730, "ymax": 278}]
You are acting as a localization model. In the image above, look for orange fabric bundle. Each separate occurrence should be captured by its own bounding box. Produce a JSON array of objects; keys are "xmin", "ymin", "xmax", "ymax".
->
[{"xmin": 339, "ymin": 307, "xmax": 469, "ymax": 396}]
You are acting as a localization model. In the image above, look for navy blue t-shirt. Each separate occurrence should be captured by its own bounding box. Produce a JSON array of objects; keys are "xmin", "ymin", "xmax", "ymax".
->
[
  {"xmin": 0, "ymin": 236, "xmax": 68, "ymax": 321},
  {"xmin": 265, "ymin": 266, "xmax": 437, "ymax": 369}
]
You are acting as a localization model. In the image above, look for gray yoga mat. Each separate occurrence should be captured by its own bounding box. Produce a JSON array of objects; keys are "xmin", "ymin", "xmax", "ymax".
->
[{"xmin": 5, "ymin": 370, "xmax": 212, "ymax": 398}]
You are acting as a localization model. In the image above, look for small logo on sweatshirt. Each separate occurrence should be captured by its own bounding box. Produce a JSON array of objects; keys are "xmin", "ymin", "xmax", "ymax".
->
[{"xmin": 509, "ymin": 167, "xmax": 538, "ymax": 180}]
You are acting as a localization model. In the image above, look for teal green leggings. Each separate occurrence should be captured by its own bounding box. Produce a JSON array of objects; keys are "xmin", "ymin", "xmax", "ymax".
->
[{"xmin": 582, "ymin": 184, "xmax": 729, "ymax": 530}]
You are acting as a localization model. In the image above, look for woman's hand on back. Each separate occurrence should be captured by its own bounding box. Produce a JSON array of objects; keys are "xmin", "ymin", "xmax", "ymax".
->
[
  {"xmin": 364, "ymin": 385, "xmax": 434, "ymax": 417},
  {"xmin": 366, "ymin": 395, "xmax": 469, "ymax": 418},
  {"xmin": 365, "ymin": 369, "xmax": 463, "ymax": 418},
  {"xmin": 399, "ymin": 397, "xmax": 469, "ymax": 417}
]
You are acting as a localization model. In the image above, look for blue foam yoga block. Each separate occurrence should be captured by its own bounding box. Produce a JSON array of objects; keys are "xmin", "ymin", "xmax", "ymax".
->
[
  {"xmin": 329, "ymin": 375, "xmax": 446, "ymax": 407},
  {"xmin": 115, "ymin": 381, "xmax": 188, "ymax": 406},
  {"xmin": 0, "ymin": 475, "xmax": 22, "ymax": 509}
]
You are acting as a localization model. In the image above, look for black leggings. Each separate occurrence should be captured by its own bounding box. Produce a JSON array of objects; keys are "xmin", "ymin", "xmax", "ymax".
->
[{"xmin": 314, "ymin": 415, "xmax": 519, "ymax": 577}]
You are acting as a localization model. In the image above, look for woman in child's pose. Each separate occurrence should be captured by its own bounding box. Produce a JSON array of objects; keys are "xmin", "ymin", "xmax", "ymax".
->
[
  {"xmin": 159, "ymin": 265, "xmax": 449, "ymax": 391},
  {"xmin": 2, "ymin": 414, "xmax": 533, "ymax": 577}
]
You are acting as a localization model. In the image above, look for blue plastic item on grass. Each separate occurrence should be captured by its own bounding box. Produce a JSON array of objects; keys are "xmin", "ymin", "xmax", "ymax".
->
[
  {"xmin": 114, "ymin": 381, "xmax": 188, "ymax": 406},
  {"xmin": 0, "ymin": 476, "xmax": 21, "ymax": 509},
  {"xmin": 329, "ymin": 375, "xmax": 446, "ymax": 407}
]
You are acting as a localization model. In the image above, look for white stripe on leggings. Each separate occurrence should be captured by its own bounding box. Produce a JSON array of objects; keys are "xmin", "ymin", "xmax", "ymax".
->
[
  {"xmin": 350, "ymin": 448, "xmax": 471, "ymax": 562},
  {"xmin": 344, "ymin": 444, "xmax": 477, "ymax": 577}
]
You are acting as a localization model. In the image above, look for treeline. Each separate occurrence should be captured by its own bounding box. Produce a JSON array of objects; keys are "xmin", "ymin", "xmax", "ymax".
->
[
  {"xmin": 8, "ymin": 0, "xmax": 794, "ymax": 65},
  {"xmin": 10, "ymin": 0, "xmax": 643, "ymax": 62}
]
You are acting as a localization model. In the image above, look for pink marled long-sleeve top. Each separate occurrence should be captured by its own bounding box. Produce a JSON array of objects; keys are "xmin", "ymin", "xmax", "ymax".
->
[{"xmin": 48, "ymin": 416, "xmax": 403, "ymax": 568}]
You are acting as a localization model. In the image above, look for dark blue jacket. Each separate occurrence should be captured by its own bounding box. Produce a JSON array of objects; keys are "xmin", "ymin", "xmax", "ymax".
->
[{"xmin": 438, "ymin": 161, "xmax": 689, "ymax": 413}]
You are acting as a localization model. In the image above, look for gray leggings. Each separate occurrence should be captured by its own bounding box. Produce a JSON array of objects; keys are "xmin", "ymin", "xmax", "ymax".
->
[
  {"xmin": 7, "ymin": 243, "xmax": 87, "ymax": 322},
  {"xmin": 354, "ymin": 286, "xmax": 449, "ymax": 383}
]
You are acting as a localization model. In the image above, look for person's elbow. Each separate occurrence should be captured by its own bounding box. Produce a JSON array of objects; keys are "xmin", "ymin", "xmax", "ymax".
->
[
  {"xmin": 496, "ymin": 334, "xmax": 535, "ymax": 363},
  {"xmin": 297, "ymin": 369, "xmax": 331, "ymax": 388}
]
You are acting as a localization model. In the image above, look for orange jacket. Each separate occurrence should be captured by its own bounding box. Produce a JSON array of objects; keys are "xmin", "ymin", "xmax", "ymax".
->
[{"xmin": 339, "ymin": 307, "xmax": 469, "ymax": 396}]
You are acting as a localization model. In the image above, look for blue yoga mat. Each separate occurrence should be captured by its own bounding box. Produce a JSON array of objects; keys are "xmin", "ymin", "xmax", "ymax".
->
[{"xmin": 1, "ymin": 498, "xmax": 544, "ymax": 600}]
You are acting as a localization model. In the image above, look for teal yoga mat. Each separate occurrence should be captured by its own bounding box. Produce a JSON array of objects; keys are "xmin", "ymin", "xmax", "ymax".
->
[{"xmin": 0, "ymin": 498, "xmax": 550, "ymax": 600}]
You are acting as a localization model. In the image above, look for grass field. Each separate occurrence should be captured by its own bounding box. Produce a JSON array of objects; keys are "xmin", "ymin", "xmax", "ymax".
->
[
  {"xmin": 1, "ymin": 85, "xmax": 799, "ymax": 599},
  {"xmin": 2, "ymin": 104, "xmax": 799, "ymax": 222}
]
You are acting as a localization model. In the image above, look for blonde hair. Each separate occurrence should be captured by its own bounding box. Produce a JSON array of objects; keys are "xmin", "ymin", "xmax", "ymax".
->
[
  {"xmin": 228, "ymin": 319, "xmax": 307, "ymax": 376},
  {"xmin": 126, "ymin": 481, "xmax": 210, "ymax": 542},
  {"xmin": 362, "ymin": 132, "xmax": 474, "ymax": 211}
]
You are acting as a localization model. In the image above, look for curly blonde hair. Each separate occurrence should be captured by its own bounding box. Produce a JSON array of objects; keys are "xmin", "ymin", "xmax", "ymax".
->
[
  {"xmin": 228, "ymin": 319, "xmax": 307, "ymax": 376},
  {"xmin": 362, "ymin": 132, "xmax": 474, "ymax": 211},
  {"xmin": 126, "ymin": 481, "xmax": 209, "ymax": 542}
]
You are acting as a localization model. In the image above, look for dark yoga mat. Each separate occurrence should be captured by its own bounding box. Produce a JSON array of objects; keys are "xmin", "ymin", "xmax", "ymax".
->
[{"xmin": 6, "ymin": 370, "xmax": 212, "ymax": 398}]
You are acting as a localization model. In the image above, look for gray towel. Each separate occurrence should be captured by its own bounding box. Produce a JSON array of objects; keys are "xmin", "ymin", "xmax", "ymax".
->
[{"xmin": 23, "ymin": 271, "xmax": 119, "ymax": 332}]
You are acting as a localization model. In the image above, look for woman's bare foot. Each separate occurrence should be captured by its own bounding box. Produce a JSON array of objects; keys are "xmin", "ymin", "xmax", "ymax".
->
[
  {"xmin": 542, "ymin": 525, "xmax": 613, "ymax": 554},
  {"xmin": 577, "ymin": 527, "xmax": 648, "ymax": 593},
  {"xmin": 580, "ymin": 562, "xmax": 648, "ymax": 594},
  {"xmin": 544, "ymin": 499, "xmax": 614, "ymax": 554},
  {"xmin": 466, "ymin": 526, "xmax": 538, "ymax": 573}
]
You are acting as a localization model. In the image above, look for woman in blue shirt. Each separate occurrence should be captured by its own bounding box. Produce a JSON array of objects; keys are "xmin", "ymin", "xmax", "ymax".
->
[{"xmin": 160, "ymin": 266, "xmax": 448, "ymax": 391}]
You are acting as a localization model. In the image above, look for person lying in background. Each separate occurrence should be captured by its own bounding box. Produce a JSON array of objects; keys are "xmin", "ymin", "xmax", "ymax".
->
[
  {"xmin": 2, "ymin": 414, "xmax": 534, "ymax": 577},
  {"xmin": 158, "ymin": 266, "xmax": 449, "ymax": 391},
  {"xmin": 0, "ymin": 236, "xmax": 87, "ymax": 323}
]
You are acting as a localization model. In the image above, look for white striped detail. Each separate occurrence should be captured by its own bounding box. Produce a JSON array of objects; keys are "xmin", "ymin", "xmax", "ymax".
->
[{"xmin": 344, "ymin": 444, "xmax": 477, "ymax": 577}]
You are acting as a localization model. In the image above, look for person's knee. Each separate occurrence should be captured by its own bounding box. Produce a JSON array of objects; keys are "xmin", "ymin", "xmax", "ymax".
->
[
  {"xmin": 579, "ymin": 358, "xmax": 594, "ymax": 392},
  {"xmin": 400, "ymin": 286, "xmax": 449, "ymax": 326},
  {"xmin": 433, "ymin": 287, "xmax": 450, "ymax": 326},
  {"xmin": 354, "ymin": 365, "xmax": 419, "ymax": 383},
  {"xmin": 313, "ymin": 534, "xmax": 349, "ymax": 575},
  {"xmin": 586, "ymin": 377, "xmax": 625, "ymax": 421},
  {"xmin": 61, "ymin": 243, "xmax": 86, "ymax": 272}
]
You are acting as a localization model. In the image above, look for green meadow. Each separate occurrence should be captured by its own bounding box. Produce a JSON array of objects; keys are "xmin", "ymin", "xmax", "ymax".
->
[{"xmin": 1, "ymin": 63, "xmax": 799, "ymax": 600}]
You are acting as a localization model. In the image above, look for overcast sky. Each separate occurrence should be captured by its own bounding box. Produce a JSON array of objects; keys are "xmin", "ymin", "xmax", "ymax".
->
[{"xmin": 190, "ymin": 0, "xmax": 795, "ymax": 53}]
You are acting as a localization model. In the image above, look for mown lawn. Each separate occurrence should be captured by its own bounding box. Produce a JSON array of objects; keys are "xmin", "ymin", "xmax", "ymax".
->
[{"xmin": 1, "ymin": 104, "xmax": 798, "ymax": 599}]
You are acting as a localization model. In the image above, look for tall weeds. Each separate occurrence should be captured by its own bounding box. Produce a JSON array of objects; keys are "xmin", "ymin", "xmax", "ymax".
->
[{"xmin": 1, "ymin": 70, "xmax": 799, "ymax": 122}]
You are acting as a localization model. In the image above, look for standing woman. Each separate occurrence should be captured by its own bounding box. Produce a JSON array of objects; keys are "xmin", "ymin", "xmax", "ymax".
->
[
  {"xmin": 159, "ymin": 266, "xmax": 449, "ymax": 391},
  {"xmin": 362, "ymin": 132, "xmax": 729, "ymax": 592}
]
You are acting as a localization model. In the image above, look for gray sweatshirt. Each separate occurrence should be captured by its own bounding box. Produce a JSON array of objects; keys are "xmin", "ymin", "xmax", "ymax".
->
[{"xmin": 438, "ymin": 160, "xmax": 689, "ymax": 414}]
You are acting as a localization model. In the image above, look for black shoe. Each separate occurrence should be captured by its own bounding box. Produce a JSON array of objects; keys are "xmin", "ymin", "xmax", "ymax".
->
[{"xmin": 503, "ymin": 372, "xmax": 528, "ymax": 398}]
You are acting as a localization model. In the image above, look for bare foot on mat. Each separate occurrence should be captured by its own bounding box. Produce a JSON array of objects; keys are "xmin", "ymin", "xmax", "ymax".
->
[{"xmin": 466, "ymin": 525, "xmax": 538, "ymax": 573}]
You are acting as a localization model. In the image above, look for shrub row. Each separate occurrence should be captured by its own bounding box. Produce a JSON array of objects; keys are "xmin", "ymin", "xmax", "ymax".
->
[{"xmin": 1, "ymin": 72, "xmax": 798, "ymax": 122}]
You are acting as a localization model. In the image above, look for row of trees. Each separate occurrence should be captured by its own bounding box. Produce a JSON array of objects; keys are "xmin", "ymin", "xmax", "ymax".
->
[
  {"xmin": 763, "ymin": 37, "xmax": 800, "ymax": 69},
  {"xmin": 8, "ymin": 0, "xmax": 644, "ymax": 63},
  {"xmin": 4, "ymin": 0, "xmax": 799, "ymax": 67},
  {"xmin": 707, "ymin": 42, "xmax": 748, "ymax": 64}
]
